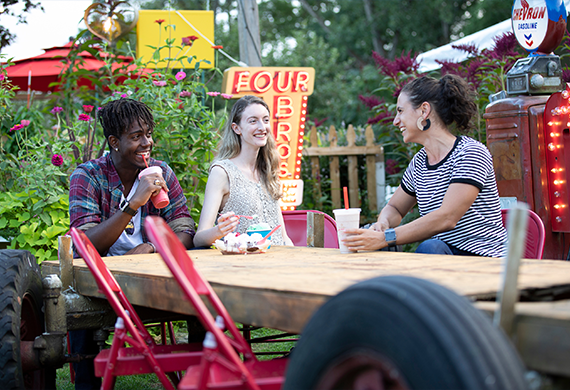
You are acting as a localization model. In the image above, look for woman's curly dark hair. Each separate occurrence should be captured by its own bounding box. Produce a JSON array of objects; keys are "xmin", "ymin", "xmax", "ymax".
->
[{"xmin": 401, "ymin": 74, "xmax": 477, "ymax": 133}]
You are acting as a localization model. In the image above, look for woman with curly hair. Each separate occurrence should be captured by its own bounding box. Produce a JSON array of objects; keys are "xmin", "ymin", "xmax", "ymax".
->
[
  {"xmin": 194, "ymin": 95, "xmax": 293, "ymax": 247},
  {"xmin": 343, "ymin": 74, "xmax": 507, "ymax": 257}
]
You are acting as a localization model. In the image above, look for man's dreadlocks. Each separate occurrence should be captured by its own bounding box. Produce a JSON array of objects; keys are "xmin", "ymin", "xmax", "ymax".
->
[{"xmin": 98, "ymin": 99, "xmax": 156, "ymax": 145}]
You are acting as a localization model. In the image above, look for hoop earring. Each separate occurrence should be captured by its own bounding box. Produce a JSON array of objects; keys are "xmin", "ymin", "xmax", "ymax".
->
[{"xmin": 417, "ymin": 118, "xmax": 431, "ymax": 131}]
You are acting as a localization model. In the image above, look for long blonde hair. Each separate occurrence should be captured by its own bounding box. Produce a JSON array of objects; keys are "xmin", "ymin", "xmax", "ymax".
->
[{"xmin": 215, "ymin": 95, "xmax": 282, "ymax": 200}]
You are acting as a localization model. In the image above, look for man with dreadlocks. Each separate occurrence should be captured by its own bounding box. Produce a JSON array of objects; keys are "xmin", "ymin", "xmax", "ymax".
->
[{"xmin": 68, "ymin": 98, "xmax": 195, "ymax": 389}]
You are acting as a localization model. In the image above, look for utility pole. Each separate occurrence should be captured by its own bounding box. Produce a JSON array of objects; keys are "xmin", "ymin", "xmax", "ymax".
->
[{"xmin": 237, "ymin": 0, "xmax": 262, "ymax": 66}]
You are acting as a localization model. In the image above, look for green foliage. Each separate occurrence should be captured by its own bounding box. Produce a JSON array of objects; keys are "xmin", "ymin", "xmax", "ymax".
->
[
  {"xmin": 361, "ymin": 33, "xmax": 526, "ymax": 182},
  {"xmin": 0, "ymin": 22, "xmax": 226, "ymax": 260},
  {"xmin": 0, "ymin": 191, "xmax": 69, "ymax": 263}
]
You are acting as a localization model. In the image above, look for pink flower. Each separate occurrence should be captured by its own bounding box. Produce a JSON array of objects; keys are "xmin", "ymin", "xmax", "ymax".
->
[
  {"xmin": 51, "ymin": 154, "xmax": 63, "ymax": 167},
  {"xmin": 78, "ymin": 114, "xmax": 90, "ymax": 122},
  {"xmin": 0, "ymin": 74, "xmax": 4, "ymax": 81},
  {"xmin": 20, "ymin": 120, "xmax": 30, "ymax": 127},
  {"xmin": 175, "ymin": 71, "xmax": 186, "ymax": 81},
  {"xmin": 83, "ymin": 105, "xmax": 94, "ymax": 113},
  {"xmin": 180, "ymin": 90, "xmax": 192, "ymax": 98},
  {"xmin": 51, "ymin": 106, "xmax": 63, "ymax": 115},
  {"xmin": 207, "ymin": 91, "xmax": 220, "ymax": 97},
  {"xmin": 221, "ymin": 93, "xmax": 233, "ymax": 99},
  {"xmin": 10, "ymin": 124, "xmax": 23, "ymax": 132},
  {"xmin": 153, "ymin": 80, "xmax": 167, "ymax": 87},
  {"xmin": 181, "ymin": 36, "xmax": 199, "ymax": 46},
  {"xmin": 155, "ymin": 19, "xmax": 165, "ymax": 24},
  {"xmin": 121, "ymin": 94, "xmax": 127, "ymax": 98}
]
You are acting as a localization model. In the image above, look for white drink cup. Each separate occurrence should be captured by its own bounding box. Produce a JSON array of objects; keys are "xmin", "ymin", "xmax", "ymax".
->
[{"xmin": 333, "ymin": 208, "xmax": 361, "ymax": 254}]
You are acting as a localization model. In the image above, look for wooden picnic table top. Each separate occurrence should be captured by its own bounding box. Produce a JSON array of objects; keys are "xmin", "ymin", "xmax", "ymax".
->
[{"xmin": 42, "ymin": 246, "xmax": 570, "ymax": 334}]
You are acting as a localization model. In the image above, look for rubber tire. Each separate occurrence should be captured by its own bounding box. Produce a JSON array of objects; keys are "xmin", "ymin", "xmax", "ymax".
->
[
  {"xmin": 0, "ymin": 250, "xmax": 56, "ymax": 390},
  {"xmin": 283, "ymin": 275, "xmax": 528, "ymax": 390}
]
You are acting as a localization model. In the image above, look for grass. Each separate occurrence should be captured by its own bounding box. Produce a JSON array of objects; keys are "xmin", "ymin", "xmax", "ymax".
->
[
  {"xmin": 56, "ymin": 325, "xmax": 296, "ymax": 389},
  {"xmin": 56, "ymin": 364, "xmax": 162, "ymax": 390}
]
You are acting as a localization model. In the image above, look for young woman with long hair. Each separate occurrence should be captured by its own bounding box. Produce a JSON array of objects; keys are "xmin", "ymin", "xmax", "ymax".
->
[{"xmin": 194, "ymin": 95, "xmax": 293, "ymax": 247}]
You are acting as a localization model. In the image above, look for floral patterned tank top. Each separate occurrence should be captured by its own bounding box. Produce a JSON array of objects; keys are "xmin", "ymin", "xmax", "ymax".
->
[{"xmin": 213, "ymin": 159, "xmax": 283, "ymax": 245}]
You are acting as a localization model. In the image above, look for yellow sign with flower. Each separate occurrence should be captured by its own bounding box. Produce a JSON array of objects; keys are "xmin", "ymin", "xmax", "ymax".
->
[{"xmin": 136, "ymin": 10, "xmax": 215, "ymax": 69}]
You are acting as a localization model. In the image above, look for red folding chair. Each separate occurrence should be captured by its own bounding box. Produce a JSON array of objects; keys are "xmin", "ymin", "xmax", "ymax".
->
[
  {"xmin": 145, "ymin": 216, "xmax": 288, "ymax": 390},
  {"xmin": 69, "ymin": 228, "xmax": 203, "ymax": 390},
  {"xmin": 501, "ymin": 209, "xmax": 546, "ymax": 259}
]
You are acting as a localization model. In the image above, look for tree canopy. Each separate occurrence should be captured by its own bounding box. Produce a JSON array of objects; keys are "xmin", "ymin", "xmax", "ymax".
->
[{"xmin": 0, "ymin": 0, "xmax": 43, "ymax": 49}]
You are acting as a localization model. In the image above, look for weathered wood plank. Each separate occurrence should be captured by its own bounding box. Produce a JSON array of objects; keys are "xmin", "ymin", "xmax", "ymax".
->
[
  {"xmin": 42, "ymin": 246, "xmax": 570, "ymax": 334},
  {"xmin": 307, "ymin": 211, "xmax": 325, "ymax": 248},
  {"xmin": 309, "ymin": 125, "xmax": 323, "ymax": 210},
  {"xmin": 41, "ymin": 246, "xmax": 570, "ymax": 377},
  {"xmin": 477, "ymin": 300, "xmax": 570, "ymax": 377},
  {"xmin": 329, "ymin": 125, "xmax": 341, "ymax": 209},
  {"xmin": 365, "ymin": 125, "xmax": 378, "ymax": 213}
]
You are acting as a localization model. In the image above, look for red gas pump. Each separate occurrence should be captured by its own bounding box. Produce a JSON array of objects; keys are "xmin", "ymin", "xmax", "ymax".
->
[{"xmin": 485, "ymin": 0, "xmax": 569, "ymax": 259}]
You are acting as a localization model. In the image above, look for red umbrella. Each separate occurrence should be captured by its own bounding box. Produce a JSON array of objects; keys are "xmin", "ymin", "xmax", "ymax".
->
[{"xmin": 4, "ymin": 41, "xmax": 144, "ymax": 93}]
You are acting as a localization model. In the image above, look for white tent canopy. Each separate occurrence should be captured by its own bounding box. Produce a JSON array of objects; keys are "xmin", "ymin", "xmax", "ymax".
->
[{"xmin": 417, "ymin": 0, "xmax": 570, "ymax": 72}]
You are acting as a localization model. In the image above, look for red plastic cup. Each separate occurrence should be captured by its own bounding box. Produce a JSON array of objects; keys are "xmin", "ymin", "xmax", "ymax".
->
[{"xmin": 139, "ymin": 166, "xmax": 170, "ymax": 209}]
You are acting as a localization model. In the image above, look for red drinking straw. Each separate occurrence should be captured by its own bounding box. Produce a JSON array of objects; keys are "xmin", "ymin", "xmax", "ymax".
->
[
  {"xmin": 142, "ymin": 154, "xmax": 149, "ymax": 168},
  {"xmin": 343, "ymin": 187, "xmax": 349, "ymax": 210}
]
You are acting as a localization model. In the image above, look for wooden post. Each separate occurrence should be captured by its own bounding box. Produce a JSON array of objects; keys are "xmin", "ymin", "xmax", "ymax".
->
[
  {"xmin": 58, "ymin": 235, "xmax": 74, "ymax": 291},
  {"xmin": 307, "ymin": 212, "xmax": 325, "ymax": 248},
  {"xmin": 365, "ymin": 125, "xmax": 378, "ymax": 213},
  {"xmin": 494, "ymin": 204, "xmax": 529, "ymax": 336},
  {"xmin": 346, "ymin": 125, "xmax": 359, "ymax": 208},
  {"xmin": 329, "ymin": 125, "xmax": 341, "ymax": 210},
  {"xmin": 237, "ymin": 0, "xmax": 262, "ymax": 66},
  {"xmin": 309, "ymin": 125, "xmax": 323, "ymax": 210},
  {"xmin": 376, "ymin": 150, "xmax": 385, "ymax": 211}
]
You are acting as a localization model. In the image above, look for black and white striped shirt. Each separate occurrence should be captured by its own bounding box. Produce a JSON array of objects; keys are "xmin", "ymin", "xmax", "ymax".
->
[{"xmin": 401, "ymin": 136, "xmax": 507, "ymax": 257}]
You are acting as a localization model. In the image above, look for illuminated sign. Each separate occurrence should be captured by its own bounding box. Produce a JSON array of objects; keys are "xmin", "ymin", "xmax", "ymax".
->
[
  {"xmin": 137, "ymin": 10, "xmax": 215, "ymax": 69},
  {"xmin": 221, "ymin": 67, "xmax": 315, "ymax": 210},
  {"xmin": 279, "ymin": 180, "xmax": 304, "ymax": 208},
  {"xmin": 543, "ymin": 83, "xmax": 570, "ymax": 232},
  {"xmin": 511, "ymin": 0, "xmax": 567, "ymax": 54}
]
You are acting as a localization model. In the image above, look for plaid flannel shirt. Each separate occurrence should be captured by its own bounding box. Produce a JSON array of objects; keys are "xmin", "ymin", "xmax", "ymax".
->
[{"xmin": 69, "ymin": 154, "xmax": 195, "ymax": 245}]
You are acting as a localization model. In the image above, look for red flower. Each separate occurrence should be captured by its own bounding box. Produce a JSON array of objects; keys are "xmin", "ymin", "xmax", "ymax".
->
[
  {"xmin": 155, "ymin": 19, "xmax": 165, "ymax": 24},
  {"xmin": 83, "ymin": 105, "xmax": 94, "ymax": 113},
  {"xmin": 182, "ymin": 36, "xmax": 199, "ymax": 46},
  {"xmin": 212, "ymin": 45, "xmax": 223, "ymax": 50}
]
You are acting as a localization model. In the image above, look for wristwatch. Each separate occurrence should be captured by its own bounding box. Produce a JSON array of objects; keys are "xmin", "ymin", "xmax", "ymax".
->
[
  {"xmin": 119, "ymin": 199, "xmax": 137, "ymax": 216},
  {"xmin": 384, "ymin": 228, "xmax": 397, "ymax": 247}
]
